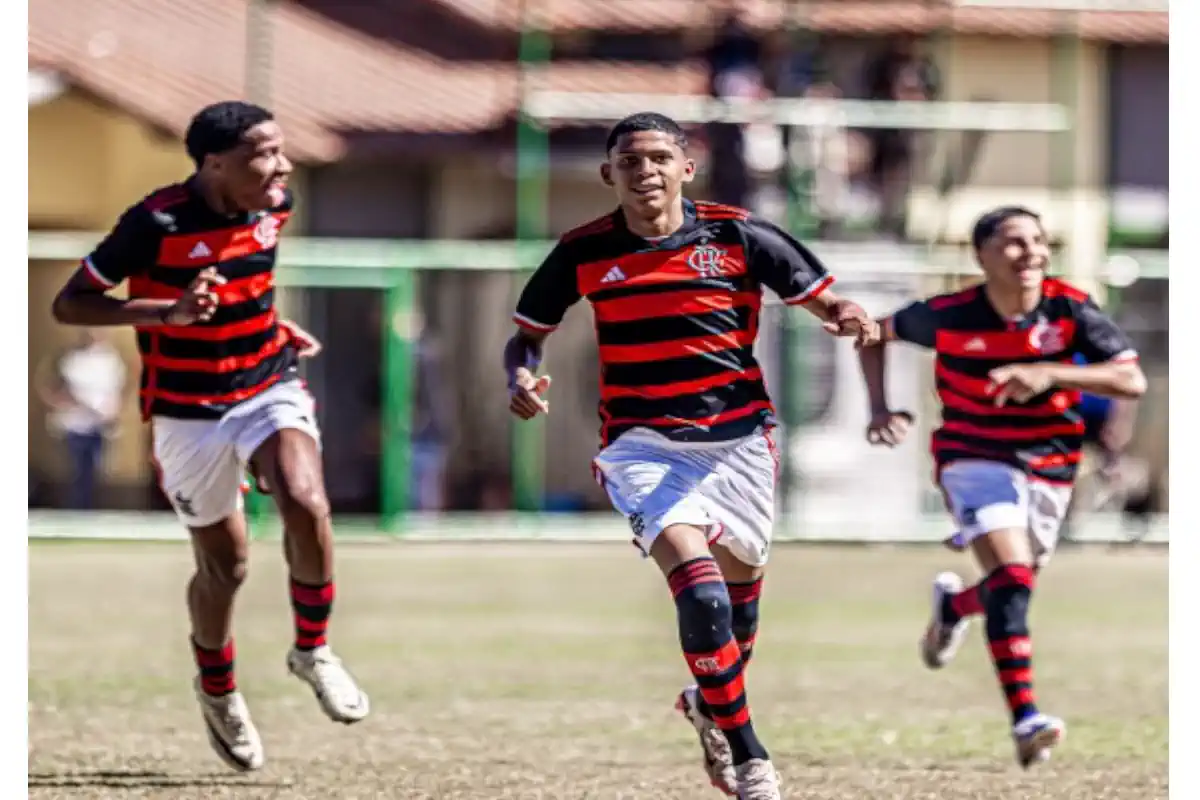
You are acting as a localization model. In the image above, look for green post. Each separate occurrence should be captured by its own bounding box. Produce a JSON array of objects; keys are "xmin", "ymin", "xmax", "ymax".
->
[
  {"xmin": 777, "ymin": 0, "xmax": 817, "ymax": 516},
  {"xmin": 511, "ymin": 0, "xmax": 551, "ymax": 512},
  {"xmin": 380, "ymin": 273, "xmax": 417, "ymax": 530},
  {"xmin": 1051, "ymin": 11, "xmax": 1082, "ymax": 281}
]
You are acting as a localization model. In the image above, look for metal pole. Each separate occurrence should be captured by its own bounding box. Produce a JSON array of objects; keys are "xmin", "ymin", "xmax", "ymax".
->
[{"xmin": 511, "ymin": 0, "xmax": 551, "ymax": 512}]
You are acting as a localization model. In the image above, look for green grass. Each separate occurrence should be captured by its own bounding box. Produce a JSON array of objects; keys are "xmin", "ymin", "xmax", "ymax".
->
[{"xmin": 28, "ymin": 541, "xmax": 1167, "ymax": 799}]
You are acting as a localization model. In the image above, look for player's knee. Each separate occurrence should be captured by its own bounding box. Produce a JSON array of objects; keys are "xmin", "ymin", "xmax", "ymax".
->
[
  {"xmin": 674, "ymin": 576, "xmax": 733, "ymax": 652},
  {"xmin": 272, "ymin": 468, "xmax": 331, "ymax": 524},
  {"xmin": 195, "ymin": 550, "xmax": 248, "ymax": 592},
  {"xmin": 731, "ymin": 599, "xmax": 760, "ymax": 643},
  {"xmin": 983, "ymin": 564, "xmax": 1036, "ymax": 637}
]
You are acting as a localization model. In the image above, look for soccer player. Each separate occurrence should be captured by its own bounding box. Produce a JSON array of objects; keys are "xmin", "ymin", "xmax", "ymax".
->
[
  {"xmin": 51, "ymin": 101, "xmax": 369, "ymax": 772},
  {"xmin": 857, "ymin": 206, "xmax": 1146, "ymax": 768},
  {"xmin": 504, "ymin": 112, "xmax": 878, "ymax": 799}
]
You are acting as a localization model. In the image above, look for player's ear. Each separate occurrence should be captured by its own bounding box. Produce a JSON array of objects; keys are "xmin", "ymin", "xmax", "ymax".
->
[
  {"xmin": 681, "ymin": 158, "xmax": 697, "ymax": 184},
  {"xmin": 600, "ymin": 162, "xmax": 614, "ymax": 187}
]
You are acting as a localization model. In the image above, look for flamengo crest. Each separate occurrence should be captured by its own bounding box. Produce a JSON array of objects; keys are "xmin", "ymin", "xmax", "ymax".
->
[
  {"xmin": 254, "ymin": 213, "xmax": 281, "ymax": 248},
  {"xmin": 687, "ymin": 244, "xmax": 727, "ymax": 278}
]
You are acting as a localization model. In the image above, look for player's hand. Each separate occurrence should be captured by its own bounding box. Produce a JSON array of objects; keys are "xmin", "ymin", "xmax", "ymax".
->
[
  {"xmin": 280, "ymin": 319, "xmax": 323, "ymax": 358},
  {"xmin": 164, "ymin": 268, "xmax": 226, "ymax": 325},
  {"xmin": 988, "ymin": 364, "xmax": 1055, "ymax": 406},
  {"xmin": 866, "ymin": 409, "xmax": 914, "ymax": 447},
  {"xmin": 509, "ymin": 367, "xmax": 552, "ymax": 419},
  {"xmin": 821, "ymin": 300, "xmax": 879, "ymax": 347}
]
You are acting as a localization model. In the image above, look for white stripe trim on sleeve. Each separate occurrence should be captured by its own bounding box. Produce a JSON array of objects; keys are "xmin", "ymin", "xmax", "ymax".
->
[
  {"xmin": 1108, "ymin": 349, "xmax": 1139, "ymax": 363},
  {"xmin": 783, "ymin": 274, "xmax": 836, "ymax": 305},
  {"xmin": 512, "ymin": 312, "xmax": 557, "ymax": 332},
  {"xmin": 82, "ymin": 256, "xmax": 117, "ymax": 288}
]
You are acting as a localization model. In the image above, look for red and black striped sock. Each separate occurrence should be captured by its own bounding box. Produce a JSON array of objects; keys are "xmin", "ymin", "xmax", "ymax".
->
[
  {"xmin": 290, "ymin": 578, "xmax": 335, "ymax": 651},
  {"xmin": 669, "ymin": 558, "xmax": 769, "ymax": 766},
  {"xmin": 192, "ymin": 637, "xmax": 236, "ymax": 697},
  {"xmin": 941, "ymin": 581, "xmax": 986, "ymax": 625},
  {"xmin": 983, "ymin": 564, "xmax": 1039, "ymax": 725},
  {"xmin": 728, "ymin": 577, "xmax": 763, "ymax": 664}
]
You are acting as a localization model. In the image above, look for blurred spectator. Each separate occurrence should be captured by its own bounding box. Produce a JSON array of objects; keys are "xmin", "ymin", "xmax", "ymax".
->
[
  {"xmin": 411, "ymin": 328, "xmax": 451, "ymax": 512},
  {"xmin": 862, "ymin": 36, "xmax": 940, "ymax": 238},
  {"xmin": 36, "ymin": 329, "xmax": 126, "ymax": 509},
  {"xmin": 787, "ymin": 76, "xmax": 853, "ymax": 238}
]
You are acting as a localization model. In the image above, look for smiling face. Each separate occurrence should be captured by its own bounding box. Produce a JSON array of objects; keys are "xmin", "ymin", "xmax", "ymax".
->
[
  {"xmin": 206, "ymin": 120, "xmax": 292, "ymax": 212},
  {"xmin": 976, "ymin": 213, "xmax": 1051, "ymax": 292},
  {"xmin": 601, "ymin": 130, "xmax": 695, "ymax": 220}
]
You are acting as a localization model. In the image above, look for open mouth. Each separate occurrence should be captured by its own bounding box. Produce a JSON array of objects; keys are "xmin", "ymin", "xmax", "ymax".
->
[{"xmin": 632, "ymin": 186, "xmax": 663, "ymax": 197}]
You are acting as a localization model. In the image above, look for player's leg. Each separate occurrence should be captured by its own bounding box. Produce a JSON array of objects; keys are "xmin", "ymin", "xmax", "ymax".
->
[
  {"xmin": 940, "ymin": 460, "xmax": 1065, "ymax": 768},
  {"xmin": 154, "ymin": 419, "xmax": 264, "ymax": 772},
  {"xmin": 669, "ymin": 429, "xmax": 781, "ymax": 798},
  {"xmin": 239, "ymin": 382, "xmax": 368, "ymax": 724},
  {"xmin": 651, "ymin": 525, "xmax": 777, "ymax": 800}
]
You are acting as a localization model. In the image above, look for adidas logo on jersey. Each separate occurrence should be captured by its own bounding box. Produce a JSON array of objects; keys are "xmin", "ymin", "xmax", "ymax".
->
[
  {"xmin": 963, "ymin": 337, "xmax": 987, "ymax": 352},
  {"xmin": 600, "ymin": 266, "xmax": 626, "ymax": 284},
  {"xmin": 188, "ymin": 242, "xmax": 213, "ymax": 260}
]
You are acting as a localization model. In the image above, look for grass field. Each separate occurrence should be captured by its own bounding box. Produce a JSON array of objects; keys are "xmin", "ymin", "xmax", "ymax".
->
[{"xmin": 29, "ymin": 541, "xmax": 1167, "ymax": 799}]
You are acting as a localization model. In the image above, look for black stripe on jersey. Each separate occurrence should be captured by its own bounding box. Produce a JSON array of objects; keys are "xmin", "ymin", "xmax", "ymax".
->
[
  {"xmin": 606, "ymin": 409, "xmax": 771, "ymax": 445},
  {"xmin": 603, "ymin": 346, "xmax": 755, "ymax": 387},
  {"xmin": 939, "ymin": 353, "xmax": 1072, "ymax": 379},
  {"xmin": 596, "ymin": 308, "xmax": 752, "ymax": 346},
  {"xmin": 604, "ymin": 381, "xmax": 770, "ymax": 421},
  {"xmin": 940, "ymin": 407, "xmax": 1086, "ymax": 438},
  {"xmin": 589, "ymin": 276, "xmax": 755, "ymax": 304},
  {"xmin": 147, "ymin": 350, "xmax": 298, "ymax": 396},
  {"xmin": 140, "ymin": 328, "xmax": 276, "ymax": 360},
  {"xmin": 144, "ymin": 259, "xmax": 273, "ymax": 289}
]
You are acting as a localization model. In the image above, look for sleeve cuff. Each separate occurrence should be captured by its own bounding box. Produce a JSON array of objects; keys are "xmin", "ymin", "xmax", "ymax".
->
[
  {"xmin": 82, "ymin": 256, "xmax": 117, "ymax": 288},
  {"xmin": 782, "ymin": 275, "xmax": 835, "ymax": 306},
  {"xmin": 513, "ymin": 312, "xmax": 557, "ymax": 333}
]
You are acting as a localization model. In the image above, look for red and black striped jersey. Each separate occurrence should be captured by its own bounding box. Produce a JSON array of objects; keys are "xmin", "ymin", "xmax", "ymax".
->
[
  {"xmin": 513, "ymin": 200, "xmax": 835, "ymax": 446},
  {"xmin": 887, "ymin": 279, "xmax": 1138, "ymax": 484},
  {"xmin": 81, "ymin": 179, "xmax": 297, "ymax": 420}
]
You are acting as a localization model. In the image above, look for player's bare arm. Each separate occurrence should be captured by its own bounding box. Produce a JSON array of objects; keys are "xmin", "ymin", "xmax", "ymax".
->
[
  {"xmin": 857, "ymin": 317, "xmax": 913, "ymax": 446},
  {"xmin": 800, "ymin": 290, "xmax": 882, "ymax": 346},
  {"xmin": 505, "ymin": 328, "xmax": 552, "ymax": 419},
  {"xmin": 279, "ymin": 318, "xmax": 322, "ymax": 358},
  {"xmin": 988, "ymin": 359, "xmax": 1146, "ymax": 407},
  {"xmin": 53, "ymin": 266, "xmax": 227, "ymax": 327}
]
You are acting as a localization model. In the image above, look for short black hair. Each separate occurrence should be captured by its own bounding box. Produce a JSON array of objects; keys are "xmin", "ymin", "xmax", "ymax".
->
[
  {"xmin": 605, "ymin": 112, "xmax": 687, "ymax": 153},
  {"xmin": 184, "ymin": 101, "xmax": 275, "ymax": 167},
  {"xmin": 971, "ymin": 205, "xmax": 1042, "ymax": 250}
]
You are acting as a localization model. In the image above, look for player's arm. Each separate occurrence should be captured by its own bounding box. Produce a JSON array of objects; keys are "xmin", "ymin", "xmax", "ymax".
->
[
  {"xmin": 505, "ymin": 242, "xmax": 581, "ymax": 419},
  {"xmin": 857, "ymin": 300, "xmax": 934, "ymax": 446},
  {"xmin": 51, "ymin": 206, "xmax": 223, "ymax": 327},
  {"xmin": 989, "ymin": 297, "xmax": 1146, "ymax": 405},
  {"xmin": 743, "ymin": 217, "xmax": 879, "ymax": 346}
]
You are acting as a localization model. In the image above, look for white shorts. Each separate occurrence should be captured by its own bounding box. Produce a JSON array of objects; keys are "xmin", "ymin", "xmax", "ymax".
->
[
  {"xmin": 592, "ymin": 426, "xmax": 779, "ymax": 568},
  {"xmin": 151, "ymin": 380, "xmax": 321, "ymax": 527},
  {"xmin": 940, "ymin": 459, "xmax": 1073, "ymax": 568}
]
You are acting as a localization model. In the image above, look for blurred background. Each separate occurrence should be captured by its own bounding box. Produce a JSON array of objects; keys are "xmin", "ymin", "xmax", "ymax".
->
[{"xmin": 27, "ymin": 0, "xmax": 1168, "ymax": 542}]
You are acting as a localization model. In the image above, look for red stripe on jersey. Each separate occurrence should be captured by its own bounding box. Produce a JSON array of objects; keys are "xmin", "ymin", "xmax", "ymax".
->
[
  {"xmin": 578, "ymin": 245, "xmax": 747, "ymax": 296},
  {"xmin": 139, "ymin": 310, "xmax": 276, "ymax": 341},
  {"xmin": 601, "ymin": 367, "xmax": 763, "ymax": 401},
  {"xmin": 599, "ymin": 330, "xmax": 754, "ymax": 363},
  {"xmin": 941, "ymin": 418, "xmax": 1085, "ymax": 442},
  {"xmin": 694, "ymin": 202, "xmax": 750, "ymax": 220},
  {"xmin": 592, "ymin": 289, "xmax": 760, "ymax": 323},
  {"xmin": 936, "ymin": 320, "xmax": 1076, "ymax": 359},
  {"xmin": 156, "ymin": 212, "xmax": 290, "ymax": 267},
  {"xmin": 141, "ymin": 328, "xmax": 288, "ymax": 373},
  {"xmin": 935, "ymin": 362, "xmax": 996, "ymax": 400},
  {"xmin": 1042, "ymin": 278, "xmax": 1089, "ymax": 303},
  {"xmin": 1027, "ymin": 451, "xmax": 1083, "ymax": 470},
  {"xmin": 561, "ymin": 214, "xmax": 615, "ymax": 242},
  {"xmin": 141, "ymin": 371, "xmax": 284, "ymax": 408},
  {"xmin": 130, "ymin": 273, "xmax": 273, "ymax": 304},
  {"xmin": 143, "ymin": 184, "xmax": 189, "ymax": 212},
  {"xmin": 938, "ymin": 387, "xmax": 1077, "ymax": 418},
  {"xmin": 929, "ymin": 286, "xmax": 980, "ymax": 311}
]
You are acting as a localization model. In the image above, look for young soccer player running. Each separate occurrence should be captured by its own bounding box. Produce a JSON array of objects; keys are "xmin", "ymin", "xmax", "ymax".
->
[
  {"xmin": 51, "ymin": 101, "xmax": 369, "ymax": 772},
  {"xmin": 504, "ymin": 112, "xmax": 879, "ymax": 799},
  {"xmin": 857, "ymin": 206, "xmax": 1146, "ymax": 768}
]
